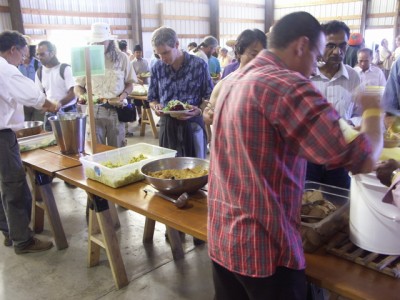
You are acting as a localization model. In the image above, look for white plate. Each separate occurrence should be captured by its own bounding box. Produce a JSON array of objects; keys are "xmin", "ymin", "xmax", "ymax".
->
[{"xmin": 162, "ymin": 109, "xmax": 192, "ymax": 116}]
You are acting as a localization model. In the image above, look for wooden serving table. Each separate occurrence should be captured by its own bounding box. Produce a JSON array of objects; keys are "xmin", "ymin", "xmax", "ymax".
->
[
  {"xmin": 305, "ymin": 247, "xmax": 400, "ymax": 300},
  {"xmin": 21, "ymin": 149, "xmax": 81, "ymax": 250},
  {"xmin": 129, "ymin": 94, "xmax": 158, "ymax": 139},
  {"xmin": 56, "ymin": 165, "xmax": 206, "ymax": 289}
]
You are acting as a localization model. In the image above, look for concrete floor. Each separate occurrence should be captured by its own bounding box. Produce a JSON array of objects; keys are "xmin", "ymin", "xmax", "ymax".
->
[{"xmin": 0, "ymin": 118, "xmax": 215, "ymax": 300}]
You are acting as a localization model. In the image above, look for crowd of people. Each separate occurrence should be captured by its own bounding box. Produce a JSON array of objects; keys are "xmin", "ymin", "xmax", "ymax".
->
[{"xmin": 1, "ymin": 9, "xmax": 400, "ymax": 300}]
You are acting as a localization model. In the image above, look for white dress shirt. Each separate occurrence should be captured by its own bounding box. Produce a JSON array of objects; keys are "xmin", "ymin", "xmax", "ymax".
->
[
  {"xmin": 353, "ymin": 65, "xmax": 386, "ymax": 87},
  {"xmin": 0, "ymin": 57, "xmax": 45, "ymax": 131},
  {"xmin": 311, "ymin": 63, "xmax": 362, "ymax": 126}
]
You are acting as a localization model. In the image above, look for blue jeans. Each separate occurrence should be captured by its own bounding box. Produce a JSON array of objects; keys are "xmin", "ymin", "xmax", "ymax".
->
[{"xmin": 0, "ymin": 130, "xmax": 33, "ymax": 248}]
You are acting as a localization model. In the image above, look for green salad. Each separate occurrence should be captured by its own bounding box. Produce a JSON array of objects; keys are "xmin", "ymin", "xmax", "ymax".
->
[{"xmin": 162, "ymin": 100, "xmax": 190, "ymax": 112}]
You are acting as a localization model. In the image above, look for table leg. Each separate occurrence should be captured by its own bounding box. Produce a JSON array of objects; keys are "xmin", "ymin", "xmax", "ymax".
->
[
  {"xmin": 146, "ymin": 108, "xmax": 158, "ymax": 139},
  {"xmin": 166, "ymin": 226, "xmax": 185, "ymax": 260},
  {"xmin": 26, "ymin": 168, "xmax": 44, "ymax": 233},
  {"xmin": 34, "ymin": 171, "xmax": 68, "ymax": 250},
  {"xmin": 39, "ymin": 182, "xmax": 68, "ymax": 250},
  {"xmin": 142, "ymin": 217, "xmax": 155, "ymax": 243},
  {"xmin": 88, "ymin": 194, "xmax": 128, "ymax": 289}
]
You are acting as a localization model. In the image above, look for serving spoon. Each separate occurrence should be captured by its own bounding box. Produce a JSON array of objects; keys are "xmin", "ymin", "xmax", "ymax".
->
[{"xmin": 144, "ymin": 188, "xmax": 189, "ymax": 208}]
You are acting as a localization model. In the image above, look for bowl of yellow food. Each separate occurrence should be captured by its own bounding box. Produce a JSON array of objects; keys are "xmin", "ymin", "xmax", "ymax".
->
[
  {"xmin": 384, "ymin": 131, "xmax": 400, "ymax": 148},
  {"xmin": 141, "ymin": 157, "xmax": 209, "ymax": 195}
]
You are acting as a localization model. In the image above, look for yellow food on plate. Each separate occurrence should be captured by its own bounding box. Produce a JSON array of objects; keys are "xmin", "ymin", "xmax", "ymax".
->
[{"xmin": 148, "ymin": 166, "xmax": 208, "ymax": 179}]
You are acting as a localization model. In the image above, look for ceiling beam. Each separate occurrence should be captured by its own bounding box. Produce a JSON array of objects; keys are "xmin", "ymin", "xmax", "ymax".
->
[
  {"xmin": 360, "ymin": 0, "xmax": 368, "ymax": 36},
  {"xmin": 8, "ymin": 0, "xmax": 24, "ymax": 33},
  {"xmin": 130, "ymin": 0, "xmax": 143, "ymax": 47},
  {"xmin": 265, "ymin": 0, "xmax": 274, "ymax": 33},
  {"xmin": 209, "ymin": 0, "xmax": 220, "ymax": 41}
]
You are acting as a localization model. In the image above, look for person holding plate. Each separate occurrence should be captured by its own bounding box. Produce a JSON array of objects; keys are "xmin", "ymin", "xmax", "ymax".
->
[{"xmin": 148, "ymin": 26, "xmax": 213, "ymax": 159}]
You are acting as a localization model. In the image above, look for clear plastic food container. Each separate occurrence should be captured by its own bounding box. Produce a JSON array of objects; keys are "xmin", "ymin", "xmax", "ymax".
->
[{"xmin": 79, "ymin": 143, "xmax": 177, "ymax": 188}]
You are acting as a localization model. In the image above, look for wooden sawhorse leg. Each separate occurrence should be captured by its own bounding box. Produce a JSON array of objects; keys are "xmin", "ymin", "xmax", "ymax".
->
[
  {"xmin": 88, "ymin": 194, "xmax": 128, "ymax": 289},
  {"xmin": 140, "ymin": 101, "xmax": 158, "ymax": 139},
  {"xmin": 26, "ymin": 168, "xmax": 45, "ymax": 233},
  {"xmin": 27, "ymin": 170, "xmax": 68, "ymax": 250},
  {"xmin": 142, "ymin": 217, "xmax": 185, "ymax": 260}
]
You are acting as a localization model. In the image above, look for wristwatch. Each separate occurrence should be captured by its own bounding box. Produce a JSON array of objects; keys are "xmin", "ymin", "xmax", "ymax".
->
[{"xmin": 391, "ymin": 169, "xmax": 400, "ymax": 182}]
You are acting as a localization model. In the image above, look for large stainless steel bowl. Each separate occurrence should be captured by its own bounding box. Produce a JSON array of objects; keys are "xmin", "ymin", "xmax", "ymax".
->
[
  {"xmin": 16, "ymin": 121, "xmax": 44, "ymax": 138},
  {"xmin": 141, "ymin": 157, "xmax": 209, "ymax": 195}
]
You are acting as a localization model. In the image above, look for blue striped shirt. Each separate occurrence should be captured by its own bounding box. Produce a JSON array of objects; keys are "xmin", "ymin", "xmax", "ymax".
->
[{"xmin": 148, "ymin": 51, "xmax": 213, "ymax": 107}]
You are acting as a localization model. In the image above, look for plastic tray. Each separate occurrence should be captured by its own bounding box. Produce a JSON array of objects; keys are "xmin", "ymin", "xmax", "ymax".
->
[
  {"xmin": 79, "ymin": 143, "xmax": 177, "ymax": 188},
  {"xmin": 301, "ymin": 181, "xmax": 350, "ymax": 253},
  {"xmin": 18, "ymin": 132, "xmax": 57, "ymax": 152}
]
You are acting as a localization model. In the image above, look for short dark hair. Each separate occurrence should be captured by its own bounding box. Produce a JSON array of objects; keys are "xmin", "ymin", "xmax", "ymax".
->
[
  {"xmin": 269, "ymin": 12, "xmax": 322, "ymax": 50},
  {"xmin": 321, "ymin": 20, "xmax": 350, "ymax": 40},
  {"xmin": 188, "ymin": 42, "xmax": 197, "ymax": 48},
  {"xmin": 0, "ymin": 30, "xmax": 27, "ymax": 52},
  {"xmin": 118, "ymin": 40, "xmax": 128, "ymax": 51},
  {"xmin": 235, "ymin": 29, "xmax": 267, "ymax": 56},
  {"xmin": 357, "ymin": 47, "xmax": 373, "ymax": 57},
  {"xmin": 38, "ymin": 40, "xmax": 57, "ymax": 53}
]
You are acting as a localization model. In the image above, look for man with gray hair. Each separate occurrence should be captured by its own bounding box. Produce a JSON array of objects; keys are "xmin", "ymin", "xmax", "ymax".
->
[
  {"xmin": 148, "ymin": 26, "xmax": 213, "ymax": 159},
  {"xmin": 148, "ymin": 26, "xmax": 213, "ymax": 245},
  {"xmin": 190, "ymin": 35, "xmax": 219, "ymax": 64}
]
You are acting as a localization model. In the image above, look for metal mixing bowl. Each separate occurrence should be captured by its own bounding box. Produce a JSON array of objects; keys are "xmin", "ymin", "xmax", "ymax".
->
[
  {"xmin": 16, "ymin": 121, "xmax": 44, "ymax": 138},
  {"xmin": 141, "ymin": 157, "xmax": 209, "ymax": 195}
]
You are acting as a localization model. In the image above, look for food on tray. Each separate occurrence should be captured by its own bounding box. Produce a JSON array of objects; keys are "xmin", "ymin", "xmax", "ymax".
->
[
  {"xmin": 383, "ymin": 129, "xmax": 400, "ymax": 148},
  {"xmin": 147, "ymin": 166, "xmax": 208, "ymax": 179},
  {"xmin": 301, "ymin": 191, "xmax": 337, "ymax": 223},
  {"xmin": 140, "ymin": 72, "xmax": 151, "ymax": 77},
  {"xmin": 85, "ymin": 168, "xmax": 143, "ymax": 187},
  {"xmin": 301, "ymin": 189, "xmax": 349, "ymax": 253},
  {"xmin": 78, "ymin": 94, "xmax": 101, "ymax": 105},
  {"xmin": 101, "ymin": 154, "xmax": 147, "ymax": 168},
  {"xmin": 162, "ymin": 100, "xmax": 190, "ymax": 112},
  {"xmin": 131, "ymin": 85, "xmax": 148, "ymax": 96}
]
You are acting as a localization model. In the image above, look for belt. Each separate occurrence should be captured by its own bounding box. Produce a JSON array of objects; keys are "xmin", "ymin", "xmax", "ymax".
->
[
  {"xmin": 0, "ymin": 128, "xmax": 12, "ymax": 133},
  {"xmin": 100, "ymin": 103, "xmax": 116, "ymax": 109}
]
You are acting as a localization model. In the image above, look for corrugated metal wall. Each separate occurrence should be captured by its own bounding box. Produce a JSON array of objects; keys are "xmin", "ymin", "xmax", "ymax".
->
[
  {"xmin": 1, "ymin": 0, "xmax": 399, "ymax": 56},
  {"xmin": 141, "ymin": 0, "xmax": 210, "ymax": 52},
  {"xmin": 0, "ymin": 0, "xmax": 11, "ymax": 32},
  {"xmin": 219, "ymin": 0, "xmax": 265, "ymax": 49},
  {"xmin": 275, "ymin": 0, "xmax": 363, "ymax": 31}
]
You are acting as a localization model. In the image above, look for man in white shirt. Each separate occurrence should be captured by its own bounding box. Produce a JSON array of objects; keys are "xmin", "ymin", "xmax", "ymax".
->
[
  {"xmin": 0, "ymin": 30, "xmax": 56, "ymax": 254},
  {"xmin": 35, "ymin": 40, "xmax": 77, "ymax": 131},
  {"xmin": 308, "ymin": 20, "xmax": 361, "ymax": 189},
  {"xmin": 354, "ymin": 48, "xmax": 386, "ymax": 87}
]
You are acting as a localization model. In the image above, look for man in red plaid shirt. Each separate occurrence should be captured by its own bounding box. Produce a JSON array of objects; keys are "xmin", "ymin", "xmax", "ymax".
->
[{"xmin": 208, "ymin": 12, "xmax": 383, "ymax": 300}]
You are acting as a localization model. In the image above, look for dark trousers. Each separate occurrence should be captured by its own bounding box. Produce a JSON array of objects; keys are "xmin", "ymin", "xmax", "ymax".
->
[
  {"xmin": 212, "ymin": 261, "xmax": 307, "ymax": 300},
  {"xmin": 306, "ymin": 162, "xmax": 350, "ymax": 189}
]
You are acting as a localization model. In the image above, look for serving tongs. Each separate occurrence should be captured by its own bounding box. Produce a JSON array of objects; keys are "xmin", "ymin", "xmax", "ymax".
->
[{"xmin": 143, "ymin": 188, "xmax": 188, "ymax": 208}]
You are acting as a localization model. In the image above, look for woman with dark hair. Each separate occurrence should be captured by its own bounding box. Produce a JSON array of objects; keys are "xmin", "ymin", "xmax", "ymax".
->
[{"xmin": 204, "ymin": 28, "xmax": 267, "ymax": 125}]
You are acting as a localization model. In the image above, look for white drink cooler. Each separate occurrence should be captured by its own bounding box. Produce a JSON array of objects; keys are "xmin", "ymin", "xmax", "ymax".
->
[{"xmin": 350, "ymin": 173, "xmax": 400, "ymax": 255}]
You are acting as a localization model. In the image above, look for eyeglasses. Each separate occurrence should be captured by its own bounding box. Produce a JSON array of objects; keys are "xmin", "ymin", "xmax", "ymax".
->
[
  {"xmin": 325, "ymin": 42, "xmax": 348, "ymax": 52},
  {"xmin": 17, "ymin": 48, "xmax": 26, "ymax": 60}
]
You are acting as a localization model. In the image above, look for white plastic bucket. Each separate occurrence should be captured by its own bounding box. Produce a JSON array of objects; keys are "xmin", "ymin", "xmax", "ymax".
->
[{"xmin": 350, "ymin": 173, "xmax": 400, "ymax": 255}]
